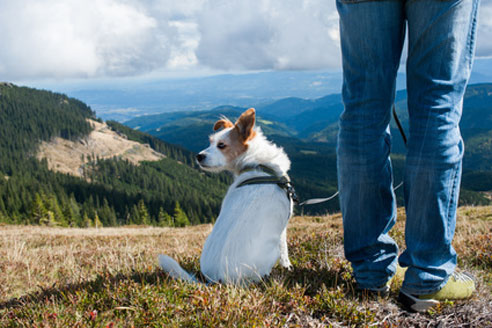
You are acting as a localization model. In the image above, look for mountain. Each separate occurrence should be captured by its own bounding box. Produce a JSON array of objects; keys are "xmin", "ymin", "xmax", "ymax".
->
[
  {"xmin": 124, "ymin": 89, "xmax": 411, "ymax": 147},
  {"xmin": 124, "ymin": 83, "xmax": 492, "ymax": 209},
  {"xmin": 126, "ymin": 106, "xmax": 294, "ymax": 153},
  {"xmin": 2, "ymin": 81, "xmax": 488, "ymax": 227},
  {"xmin": 39, "ymin": 71, "xmax": 346, "ymax": 122},
  {"xmin": 32, "ymin": 58, "xmax": 492, "ymax": 122},
  {"xmin": 125, "ymin": 84, "xmax": 492, "ymax": 159},
  {"xmin": 0, "ymin": 83, "xmax": 229, "ymax": 227}
]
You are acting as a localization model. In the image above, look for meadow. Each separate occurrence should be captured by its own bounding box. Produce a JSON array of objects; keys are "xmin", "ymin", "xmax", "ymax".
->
[{"xmin": 1, "ymin": 206, "xmax": 491, "ymax": 327}]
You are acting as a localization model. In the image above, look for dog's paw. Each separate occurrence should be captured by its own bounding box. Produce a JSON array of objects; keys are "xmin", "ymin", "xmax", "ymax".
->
[{"xmin": 279, "ymin": 258, "xmax": 293, "ymax": 270}]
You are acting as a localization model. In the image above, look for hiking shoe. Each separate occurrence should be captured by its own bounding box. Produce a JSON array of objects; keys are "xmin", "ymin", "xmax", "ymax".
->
[{"xmin": 398, "ymin": 271, "xmax": 475, "ymax": 312}]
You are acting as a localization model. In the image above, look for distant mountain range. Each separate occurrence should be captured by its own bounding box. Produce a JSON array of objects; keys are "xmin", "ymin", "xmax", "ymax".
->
[
  {"xmin": 125, "ymin": 83, "xmax": 492, "ymax": 156},
  {"xmin": 20, "ymin": 58, "xmax": 492, "ymax": 123},
  {"xmin": 125, "ymin": 83, "xmax": 492, "ymax": 209}
]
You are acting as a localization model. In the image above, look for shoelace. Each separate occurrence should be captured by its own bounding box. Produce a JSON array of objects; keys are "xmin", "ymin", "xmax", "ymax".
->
[{"xmin": 451, "ymin": 271, "xmax": 474, "ymax": 282}]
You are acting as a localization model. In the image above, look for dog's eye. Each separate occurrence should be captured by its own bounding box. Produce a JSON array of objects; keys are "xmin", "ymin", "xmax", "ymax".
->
[{"xmin": 217, "ymin": 142, "xmax": 227, "ymax": 149}]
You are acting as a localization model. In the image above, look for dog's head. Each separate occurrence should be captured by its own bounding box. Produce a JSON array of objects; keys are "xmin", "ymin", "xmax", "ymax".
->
[{"xmin": 196, "ymin": 108, "xmax": 257, "ymax": 172}]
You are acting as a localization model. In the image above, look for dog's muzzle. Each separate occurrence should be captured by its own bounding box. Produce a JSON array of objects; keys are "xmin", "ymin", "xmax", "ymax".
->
[{"xmin": 196, "ymin": 153, "xmax": 206, "ymax": 163}]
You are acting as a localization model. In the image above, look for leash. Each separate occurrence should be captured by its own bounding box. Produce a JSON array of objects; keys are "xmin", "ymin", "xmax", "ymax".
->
[
  {"xmin": 393, "ymin": 104, "xmax": 407, "ymax": 146},
  {"xmin": 391, "ymin": 104, "xmax": 407, "ymax": 192},
  {"xmin": 236, "ymin": 105, "xmax": 407, "ymax": 207},
  {"xmin": 298, "ymin": 191, "xmax": 339, "ymax": 206}
]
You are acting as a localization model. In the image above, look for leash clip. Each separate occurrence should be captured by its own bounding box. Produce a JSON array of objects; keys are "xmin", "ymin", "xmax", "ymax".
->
[{"xmin": 282, "ymin": 180, "xmax": 299, "ymax": 204}]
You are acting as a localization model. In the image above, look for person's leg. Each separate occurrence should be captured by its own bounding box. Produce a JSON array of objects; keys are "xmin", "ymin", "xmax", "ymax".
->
[
  {"xmin": 400, "ymin": 0, "xmax": 480, "ymax": 296},
  {"xmin": 336, "ymin": 0, "xmax": 405, "ymax": 290}
]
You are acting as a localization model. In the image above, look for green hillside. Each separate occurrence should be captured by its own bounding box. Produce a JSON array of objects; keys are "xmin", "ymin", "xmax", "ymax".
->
[
  {"xmin": 0, "ymin": 83, "xmax": 228, "ymax": 227},
  {"xmin": 124, "ymin": 84, "xmax": 492, "ymax": 211},
  {"xmin": 127, "ymin": 109, "xmax": 347, "ymax": 214},
  {"xmin": 126, "ymin": 106, "xmax": 294, "ymax": 152}
]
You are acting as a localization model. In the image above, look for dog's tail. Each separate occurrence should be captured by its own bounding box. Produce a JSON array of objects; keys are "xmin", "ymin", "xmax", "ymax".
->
[{"xmin": 158, "ymin": 254, "xmax": 197, "ymax": 283}]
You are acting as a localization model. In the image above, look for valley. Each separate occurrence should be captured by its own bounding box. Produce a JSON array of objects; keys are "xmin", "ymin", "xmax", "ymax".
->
[
  {"xmin": 124, "ymin": 83, "xmax": 492, "ymax": 211},
  {"xmin": 1, "ymin": 82, "xmax": 491, "ymax": 228}
]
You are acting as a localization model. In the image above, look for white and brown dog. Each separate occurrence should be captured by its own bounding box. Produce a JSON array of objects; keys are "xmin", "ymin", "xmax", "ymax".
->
[{"xmin": 159, "ymin": 108, "xmax": 293, "ymax": 285}]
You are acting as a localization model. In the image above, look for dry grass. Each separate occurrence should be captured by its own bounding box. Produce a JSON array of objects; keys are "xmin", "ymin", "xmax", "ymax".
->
[
  {"xmin": 0, "ymin": 224, "xmax": 211, "ymax": 301},
  {"xmin": 0, "ymin": 206, "xmax": 491, "ymax": 327}
]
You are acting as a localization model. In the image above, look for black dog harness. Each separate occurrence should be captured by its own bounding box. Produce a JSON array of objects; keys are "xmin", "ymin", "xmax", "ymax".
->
[
  {"xmin": 236, "ymin": 164, "xmax": 299, "ymax": 204},
  {"xmin": 236, "ymin": 165, "xmax": 340, "ymax": 206}
]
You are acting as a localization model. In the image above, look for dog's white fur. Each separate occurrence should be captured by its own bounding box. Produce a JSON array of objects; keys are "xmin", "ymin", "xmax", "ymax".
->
[{"xmin": 159, "ymin": 108, "xmax": 293, "ymax": 284}]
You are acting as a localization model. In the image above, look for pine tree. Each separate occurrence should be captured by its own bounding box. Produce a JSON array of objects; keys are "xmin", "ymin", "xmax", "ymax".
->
[
  {"xmin": 0, "ymin": 195, "xmax": 6, "ymax": 215},
  {"xmin": 47, "ymin": 194, "xmax": 66, "ymax": 226},
  {"xmin": 63, "ymin": 194, "xmax": 81, "ymax": 227},
  {"xmin": 0, "ymin": 84, "xmax": 233, "ymax": 227},
  {"xmin": 157, "ymin": 207, "xmax": 173, "ymax": 227},
  {"xmin": 93, "ymin": 211, "xmax": 103, "ymax": 228},
  {"xmin": 31, "ymin": 193, "xmax": 49, "ymax": 225},
  {"xmin": 99, "ymin": 198, "xmax": 117, "ymax": 226},
  {"xmin": 40, "ymin": 210, "xmax": 57, "ymax": 227},
  {"xmin": 0, "ymin": 210, "xmax": 7, "ymax": 224},
  {"xmin": 130, "ymin": 204, "xmax": 140, "ymax": 225},
  {"xmin": 83, "ymin": 212, "xmax": 93, "ymax": 228},
  {"xmin": 137, "ymin": 199, "xmax": 151, "ymax": 226},
  {"xmin": 173, "ymin": 201, "xmax": 190, "ymax": 227}
]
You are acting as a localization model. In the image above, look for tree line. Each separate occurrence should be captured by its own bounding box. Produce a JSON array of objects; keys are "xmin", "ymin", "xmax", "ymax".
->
[{"xmin": 0, "ymin": 83, "xmax": 228, "ymax": 227}]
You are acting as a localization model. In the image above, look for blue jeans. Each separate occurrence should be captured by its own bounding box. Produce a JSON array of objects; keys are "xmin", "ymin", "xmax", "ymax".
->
[{"xmin": 336, "ymin": 0, "xmax": 479, "ymax": 294}]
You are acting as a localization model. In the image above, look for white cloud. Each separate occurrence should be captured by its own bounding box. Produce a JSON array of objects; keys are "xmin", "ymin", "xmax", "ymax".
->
[
  {"xmin": 167, "ymin": 20, "xmax": 199, "ymax": 69},
  {"xmin": 0, "ymin": 0, "xmax": 175, "ymax": 79},
  {"xmin": 0, "ymin": 0, "xmax": 491, "ymax": 80},
  {"xmin": 195, "ymin": 0, "xmax": 340, "ymax": 71},
  {"xmin": 476, "ymin": 3, "xmax": 492, "ymax": 58},
  {"xmin": 194, "ymin": 0, "xmax": 492, "ymax": 72}
]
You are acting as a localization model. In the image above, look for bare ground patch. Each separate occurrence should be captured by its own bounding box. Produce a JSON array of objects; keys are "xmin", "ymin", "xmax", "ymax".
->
[{"xmin": 36, "ymin": 119, "xmax": 164, "ymax": 177}]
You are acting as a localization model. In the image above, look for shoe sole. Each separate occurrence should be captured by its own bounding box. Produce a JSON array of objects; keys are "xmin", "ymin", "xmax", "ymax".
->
[{"xmin": 398, "ymin": 291, "xmax": 439, "ymax": 312}]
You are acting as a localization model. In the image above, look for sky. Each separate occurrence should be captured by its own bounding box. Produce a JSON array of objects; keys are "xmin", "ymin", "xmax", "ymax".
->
[{"xmin": 1, "ymin": 0, "xmax": 491, "ymax": 83}]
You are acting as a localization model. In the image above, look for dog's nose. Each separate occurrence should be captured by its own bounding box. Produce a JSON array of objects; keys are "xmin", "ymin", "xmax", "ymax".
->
[{"xmin": 196, "ymin": 153, "xmax": 206, "ymax": 162}]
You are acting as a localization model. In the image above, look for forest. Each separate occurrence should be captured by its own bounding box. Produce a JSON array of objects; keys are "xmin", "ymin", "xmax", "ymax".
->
[
  {"xmin": 0, "ymin": 83, "xmax": 228, "ymax": 227},
  {"xmin": 1, "ymin": 82, "xmax": 490, "ymax": 227}
]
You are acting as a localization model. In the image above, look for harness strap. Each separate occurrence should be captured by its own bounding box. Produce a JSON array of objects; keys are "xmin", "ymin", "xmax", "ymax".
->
[
  {"xmin": 236, "ymin": 165, "xmax": 299, "ymax": 204},
  {"xmin": 236, "ymin": 175, "xmax": 288, "ymax": 188}
]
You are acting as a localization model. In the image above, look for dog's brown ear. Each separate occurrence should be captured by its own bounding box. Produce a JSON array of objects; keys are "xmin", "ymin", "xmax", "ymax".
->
[
  {"xmin": 213, "ymin": 118, "xmax": 233, "ymax": 131},
  {"xmin": 235, "ymin": 108, "xmax": 256, "ymax": 143}
]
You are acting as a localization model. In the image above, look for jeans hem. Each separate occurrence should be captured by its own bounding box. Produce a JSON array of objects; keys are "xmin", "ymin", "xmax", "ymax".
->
[
  {"xmin": 356, "ymin": 273, "xmax": 395, "ymax": 290},
  {"xmin": 400, "ymin": 275, "xmax": 450, "ymax": 296}
]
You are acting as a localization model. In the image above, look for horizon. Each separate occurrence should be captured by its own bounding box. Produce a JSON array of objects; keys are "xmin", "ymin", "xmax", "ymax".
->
[
  {"xmin": 6, "ymin": 59, "xmax": 492, "ymax": 122},
  {"xmin": 2, "ymin": 1, "xmax": 492, "ymax": 123}
]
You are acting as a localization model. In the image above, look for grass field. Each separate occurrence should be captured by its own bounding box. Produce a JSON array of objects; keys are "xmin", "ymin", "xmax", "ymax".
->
[{"xmin": 1, "ymin": 206, "xmax": 491, "ymax": 327}]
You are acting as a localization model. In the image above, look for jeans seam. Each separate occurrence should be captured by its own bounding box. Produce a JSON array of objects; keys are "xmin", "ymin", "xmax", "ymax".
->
[
  {"xmin": 446, "ymin": 164, "xmax": 459, "ymax": 238},
  {"xmin": 465, "ymin": 0, "xmax": 479, "ymax": 71},
  {"xmin": 339, "ymin": 0, "xmax": 399, "ymax": 3}
]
